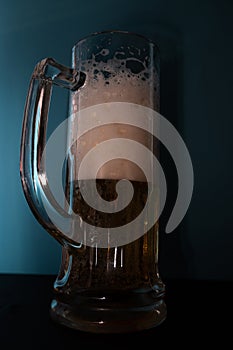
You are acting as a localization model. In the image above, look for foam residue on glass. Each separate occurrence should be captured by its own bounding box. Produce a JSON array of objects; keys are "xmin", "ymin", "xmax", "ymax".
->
[{"xmin": 72, "ymin": 40, "xmax": 159, "ymax": 110}]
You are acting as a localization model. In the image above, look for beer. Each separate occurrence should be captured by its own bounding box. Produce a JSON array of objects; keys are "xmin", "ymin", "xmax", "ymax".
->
[
  {"xmin": 53, "ymin": 179, "xmax": 166, "ymax": 329},
  {"xmin": 62, "ymin": 178, "xmax": 160, "ymax": 289},
  {"xmin": 50, "ymin": 31, "xmax": 166, "ymax": 333}
]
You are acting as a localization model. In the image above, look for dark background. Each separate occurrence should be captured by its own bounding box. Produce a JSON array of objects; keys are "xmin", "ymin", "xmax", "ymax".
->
[{"xmin": 0, "ymin": 0, "xmax": 232, "ymax": 281}]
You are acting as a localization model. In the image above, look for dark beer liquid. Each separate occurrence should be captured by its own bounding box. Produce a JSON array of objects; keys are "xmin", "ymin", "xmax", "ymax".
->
[
  {"xmin": 56, "ymin": 179, "xmax": 162, "ymax": 292},
  {"xmin": 52, "ymin": 179, "xmax": 166, "ymax": 332}
]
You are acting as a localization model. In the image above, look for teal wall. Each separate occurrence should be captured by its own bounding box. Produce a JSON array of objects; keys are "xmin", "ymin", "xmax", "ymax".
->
[{"xmin": 0, "ymin": 0, "xmax": 232, "ymax": 280}]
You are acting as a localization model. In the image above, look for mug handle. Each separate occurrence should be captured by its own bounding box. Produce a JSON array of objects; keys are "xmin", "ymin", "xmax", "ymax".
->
[{"xmin": 20, "ymin": 58, "xmax": 86, "ymax": 244}]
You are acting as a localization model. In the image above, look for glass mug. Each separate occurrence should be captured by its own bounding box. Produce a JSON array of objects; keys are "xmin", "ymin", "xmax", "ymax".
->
[{"xmin": 20, "ymin": 31, "xmax": 167, "ymax": 333}]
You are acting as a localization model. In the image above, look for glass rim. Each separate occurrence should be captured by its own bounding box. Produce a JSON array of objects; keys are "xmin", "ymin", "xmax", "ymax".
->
[{"xmin": 73, "ymin": 29, "xmax": 159, "ymax": 51}]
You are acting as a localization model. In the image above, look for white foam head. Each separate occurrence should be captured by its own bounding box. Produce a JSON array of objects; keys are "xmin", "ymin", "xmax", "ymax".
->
[{"xmin": 68, "ymin": 45, "xmax": 159, "ymax": 181}]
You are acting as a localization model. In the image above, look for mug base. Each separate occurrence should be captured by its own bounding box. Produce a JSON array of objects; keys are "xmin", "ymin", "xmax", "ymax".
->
[{"xmin": 50, "ymin": 290, "xmax": 167, "ymax": 334}]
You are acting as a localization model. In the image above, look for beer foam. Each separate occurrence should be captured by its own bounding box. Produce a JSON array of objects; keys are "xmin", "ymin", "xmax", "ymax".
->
[
  {"xmin": 73, "ymin": 49, "xmax": 159, "ymax": 109},
  {"xmin": 69, "ymin": 48, "xmax": 159, "ymax": 181}
]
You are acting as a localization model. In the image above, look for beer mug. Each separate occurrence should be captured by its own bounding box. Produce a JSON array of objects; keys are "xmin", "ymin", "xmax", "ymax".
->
[{"xmin": 20, "ymin": 30, "xmax": 167, "ymax": 333}]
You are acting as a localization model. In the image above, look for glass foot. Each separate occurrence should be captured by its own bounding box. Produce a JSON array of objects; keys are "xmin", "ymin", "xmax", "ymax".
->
[{"xmin": 50, "ymin": 290, "xmax": 167, "ymax": 334}]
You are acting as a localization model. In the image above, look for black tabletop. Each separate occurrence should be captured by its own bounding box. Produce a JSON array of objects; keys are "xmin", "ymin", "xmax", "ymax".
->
[{"xmin": 0, "ymin": 274, "xmax": 232, "ymax": 348}]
